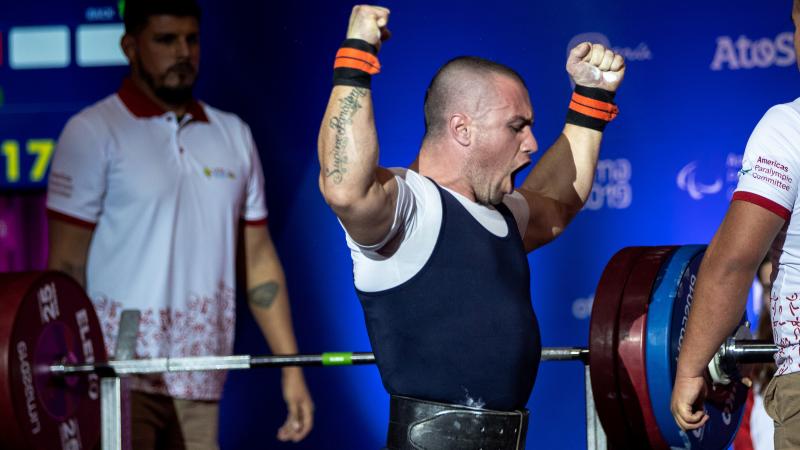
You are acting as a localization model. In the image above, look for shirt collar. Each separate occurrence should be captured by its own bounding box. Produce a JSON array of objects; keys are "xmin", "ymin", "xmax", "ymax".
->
[{"xmin": 117, "ymin": 77, "xmax": 209, "ymax": 123}]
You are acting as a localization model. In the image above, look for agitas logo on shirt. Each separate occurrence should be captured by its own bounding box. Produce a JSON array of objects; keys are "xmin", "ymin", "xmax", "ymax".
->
[{"xmin": 203, "ymin": 167, "xmax": 236, "ymax": 180}]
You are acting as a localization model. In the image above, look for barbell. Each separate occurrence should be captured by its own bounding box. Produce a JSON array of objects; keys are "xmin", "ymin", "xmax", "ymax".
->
[{"xmin": 0, "ymin": 246, "xmax": 780, "ymax": 450}]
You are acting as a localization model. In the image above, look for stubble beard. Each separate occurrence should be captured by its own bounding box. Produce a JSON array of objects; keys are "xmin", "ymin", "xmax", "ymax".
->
[{"xmin": 466, "ymin": 163, "xmax": 502, "ymax": 206}]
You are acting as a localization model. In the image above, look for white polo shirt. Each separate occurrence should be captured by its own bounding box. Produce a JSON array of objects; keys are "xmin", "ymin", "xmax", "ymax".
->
[
  {"xmin": 47, "ymin": 79, "xmax": 268, "ymax": 400},
  {"xmin": 734, "ymin": 98, "xmax": 800, "ymax": 377}
]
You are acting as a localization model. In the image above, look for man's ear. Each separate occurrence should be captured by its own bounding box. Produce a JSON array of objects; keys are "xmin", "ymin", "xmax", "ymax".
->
[
  {"xmin": 449, "ymin": 113, "xmax": 472, "ymax": 147},
  {"xmin": 120, "ymin": 34, "xmax": 137, "ymax": 64}
]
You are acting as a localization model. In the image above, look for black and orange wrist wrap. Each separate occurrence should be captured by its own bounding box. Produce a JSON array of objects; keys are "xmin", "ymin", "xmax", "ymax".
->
[
  {"xmin": 333, "ymin": 39, "xmax": 380, "ymax": 89},
  {"xmin": 566, "ymin": 86, "xmax": 619, "ymax": 132}
]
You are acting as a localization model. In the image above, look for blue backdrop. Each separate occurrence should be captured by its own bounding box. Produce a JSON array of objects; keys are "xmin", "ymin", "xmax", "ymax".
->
[{"xmin": 0, "ymin": 0, "xmax": 796, "ymax": 448}]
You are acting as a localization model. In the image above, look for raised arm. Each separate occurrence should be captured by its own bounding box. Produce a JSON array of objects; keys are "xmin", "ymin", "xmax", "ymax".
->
[
  {"xmin": 317, "ymin": 5, "xmax": 398, "ymax": 245},
  {"xmin": 517, "ymin": 43, "xmax": 625, "ymax": 252}
]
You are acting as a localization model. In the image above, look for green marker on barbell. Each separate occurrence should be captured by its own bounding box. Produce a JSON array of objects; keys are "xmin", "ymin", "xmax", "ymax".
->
[{"xmin": 322, "ymin": 352, "xmax": 354, "ymax": 366}]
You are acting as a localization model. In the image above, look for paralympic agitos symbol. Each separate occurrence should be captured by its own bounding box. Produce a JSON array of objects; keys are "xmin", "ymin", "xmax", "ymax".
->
[{"xmin": 677, "ymin": 161, "xmax": 723, "ymax": 200}]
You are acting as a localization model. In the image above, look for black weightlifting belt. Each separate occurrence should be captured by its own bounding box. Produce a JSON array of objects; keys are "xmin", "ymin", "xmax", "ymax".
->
[{"xmin": 386, "ymin": 395, "xmax": 529, "ymax": 450}]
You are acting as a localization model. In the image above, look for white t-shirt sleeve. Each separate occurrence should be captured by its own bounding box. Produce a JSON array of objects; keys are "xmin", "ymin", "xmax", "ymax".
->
[
  {"xmin": 504, "ymin": 191, "xmax": 530, "ymax": 239},
  {"xmin": 345, "ymin": 171, "xmax": 418, "ymax": 258},
  {"xmin": 346, "ymin": 169, "xmax": 441, "ymax": 292},
  {"xmin": 241, "ymin": 123, "xmax": 268, "ymax": 222},
  {"xmin": 46, "ymin": 115, "xmax": 109, "ymax": 224},
  {"xmin": 734, "ymin": 104, "xmax": 800, "ymax": 220}
]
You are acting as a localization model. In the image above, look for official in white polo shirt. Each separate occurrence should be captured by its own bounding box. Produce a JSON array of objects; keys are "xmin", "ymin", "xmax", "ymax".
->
[
  {"xmin": 45, "ymin": 1, "xmax": 313, "ymax": 448},
  {"xmin": 672, "ymin": 2, "xmax": 800, "ymax": 449}
]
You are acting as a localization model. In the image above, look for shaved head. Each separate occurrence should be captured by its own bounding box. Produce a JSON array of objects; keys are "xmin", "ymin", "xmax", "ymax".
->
[{"xmin": 423, "ymin": 56, "xmax": 527, "ymax": 141}]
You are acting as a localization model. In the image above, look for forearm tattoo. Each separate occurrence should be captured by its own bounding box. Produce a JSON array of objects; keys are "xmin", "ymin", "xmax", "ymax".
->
[
  {"xmin": 325, "ymin": 87, "xmax": 367, "ymax": 184},
  {"xmin": 248, "ymin": 281, "xmax": 280, "ymax": 309}
]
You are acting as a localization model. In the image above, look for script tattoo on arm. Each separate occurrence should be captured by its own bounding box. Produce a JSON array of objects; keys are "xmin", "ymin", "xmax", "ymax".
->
[
  {"xmin": 325, "ymin": 87, "xmax": 367, "ymax": 184},
  {"xmin": 248, "ymin": 281, "xmax": 280, "ymax": 309}
]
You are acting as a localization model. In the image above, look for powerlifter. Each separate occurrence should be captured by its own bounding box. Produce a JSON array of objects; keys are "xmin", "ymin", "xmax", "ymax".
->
[{"xmin": 317, "ymin": 5, "xmax": 625, "ymax": 449}]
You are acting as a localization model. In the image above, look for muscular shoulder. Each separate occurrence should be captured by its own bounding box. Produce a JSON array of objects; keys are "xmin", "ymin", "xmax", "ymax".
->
[{"xmin": 348, "ymin": 168, "xmax": 443, "ymax": 292}]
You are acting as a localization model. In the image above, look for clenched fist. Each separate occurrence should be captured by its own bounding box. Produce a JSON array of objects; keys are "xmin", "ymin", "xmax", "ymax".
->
[
  {"xmin": 347, "ymin": 5, "xmax": 391, "ymax": 51},
  {"xmin": 671, "ymin": 374, "xmax": 709, "ymax": 432},
  {"xmin": 566, "ymin": 42, "xmax": 625, "ymax": 92}
]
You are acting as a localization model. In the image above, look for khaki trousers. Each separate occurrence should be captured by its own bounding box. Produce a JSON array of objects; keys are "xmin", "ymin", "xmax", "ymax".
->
[
  {"xmin": 764, "ymin": 371, "xmax": 800, "ymax": 450},
  {"xmin": 130, "ymin": 391, "xmax": 220, "ymax": 450}
]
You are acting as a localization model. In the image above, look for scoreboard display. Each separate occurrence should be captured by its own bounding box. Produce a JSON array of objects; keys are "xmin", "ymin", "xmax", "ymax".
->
[
  {"xmin": 0, "ymin": 1, "xmax": 129, "ymax": 270},
  {"xmin": 0, "ymin": 139, "xmax": 54, "ymax": 188},
  {"xmin": 0, "ymin": 1, "xmax": 128, "ymax": 190}
]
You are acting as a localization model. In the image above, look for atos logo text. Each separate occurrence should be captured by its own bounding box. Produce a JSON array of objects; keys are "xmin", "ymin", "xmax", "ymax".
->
[{"xmin": 711, "ymin": 32, "xmax": 795, "ymax": 71}]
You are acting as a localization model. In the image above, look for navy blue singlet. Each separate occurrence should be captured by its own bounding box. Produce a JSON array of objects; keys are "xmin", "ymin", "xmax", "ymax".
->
[{"xmin": 357, "ymin": 182, "xmax": 541, "ymax": 411}]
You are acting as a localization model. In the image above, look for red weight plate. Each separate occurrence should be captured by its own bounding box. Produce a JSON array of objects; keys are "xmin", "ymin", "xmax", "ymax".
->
[
  {"xmin": 0, "ymin": 272, "xmax": 40, "ymax": 450},
  {"xmin": 616, "ymin": 247, "xmax": 676, "ymax": 450},
  {"xmin": 589, "ymin": 246, "xmax": 647, "ymax": 448},
  {"xmin": 0, "ymin": 272, "xmax": 106, "ymax": 450}
]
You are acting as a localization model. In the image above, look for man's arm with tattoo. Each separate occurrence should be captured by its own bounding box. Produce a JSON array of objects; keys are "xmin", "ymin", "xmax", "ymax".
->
[
  {"xmin": 47, "ymin": 218, "xmax": 93, "ymax": 288},
  {"xmin": 243, "ymin": 223, "xmax": 313, "ymax": 441},
  {"xmin": 317, "ymin": 6, "xmax": 397, "ymax": 245},
  {"xmin": 243, "ymin": 223, "xmax": 301, "ymax": 357}
]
